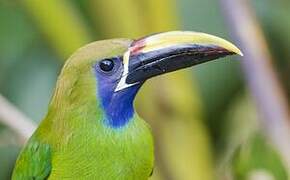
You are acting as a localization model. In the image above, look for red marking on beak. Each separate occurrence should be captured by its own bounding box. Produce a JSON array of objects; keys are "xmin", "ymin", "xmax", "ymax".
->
[{"xmin": 130, "ymin": 38, "xmax": 146, "ymax": 55}]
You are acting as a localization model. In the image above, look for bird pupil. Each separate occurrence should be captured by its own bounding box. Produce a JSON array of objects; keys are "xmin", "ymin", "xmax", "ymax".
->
[{"xmin": 100, "ymin": 59, "xmax": 114, "ymax": 72}]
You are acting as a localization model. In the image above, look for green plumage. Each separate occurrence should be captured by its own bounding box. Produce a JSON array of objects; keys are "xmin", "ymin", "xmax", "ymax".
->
[
  {"xmin": 12, "ymin": 31, "xmax": 241, "ymax": 179},
  {"xmin": 12, "ymin": 39, "xmax": 154, "ymax": 179}
]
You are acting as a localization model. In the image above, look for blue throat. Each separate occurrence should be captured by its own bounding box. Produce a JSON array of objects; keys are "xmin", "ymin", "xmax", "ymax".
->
[{"xmin": 97, "ymin": 80, "xmax": 140, "ymax": 128}]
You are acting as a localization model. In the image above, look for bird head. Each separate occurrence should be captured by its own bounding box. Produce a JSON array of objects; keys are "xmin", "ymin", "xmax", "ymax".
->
[{"xmin": 51, "ymin": 31, "xmax": 242, "ymax": 128}]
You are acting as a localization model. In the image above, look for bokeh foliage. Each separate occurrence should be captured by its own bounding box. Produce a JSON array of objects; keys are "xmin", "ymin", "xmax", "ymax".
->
[{"xmin": 0, "ymin": 0, "xmax": 289, "ymax": 179}]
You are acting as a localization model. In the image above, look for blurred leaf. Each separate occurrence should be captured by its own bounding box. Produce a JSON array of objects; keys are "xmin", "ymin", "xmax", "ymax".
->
[
  {"xmin": 88, "ymin": 0, "xmax": 146, "ymax": 38},
  {"xmin": 139, "ymin": 0, "xmax": 179, "ymax": 32},
  {"xmin": 233, "ymin": 134, "xmax": 288, "ymax": 180},
  {"xmin": 219, "ymin": 92, "xmax": 288, "ymax": 180},
  {"xmin": 0, "ymin": 1, "xmax": 37, "ymax": 82},
  {"xmin": 0, "ymin": 145, "xmax": 20, "ymax": 180},
  {"xmin": 21, "ymin": 0, "xmax": 92, "ymax": 59}
]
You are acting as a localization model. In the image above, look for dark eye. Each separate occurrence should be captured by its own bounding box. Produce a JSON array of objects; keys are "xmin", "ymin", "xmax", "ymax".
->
[{"xmin": 99, "ymin": 59, "xmax": 114, "ymax": 72}]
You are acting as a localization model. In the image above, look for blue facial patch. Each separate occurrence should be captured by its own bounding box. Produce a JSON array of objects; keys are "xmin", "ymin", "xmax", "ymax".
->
[
  {"xmin": 102, "ymin": 86, "xmax": 140, "ymax": 128},
  {"xmin": 94, "ymin": 60, "xmax": 141, "ymax": 128}
]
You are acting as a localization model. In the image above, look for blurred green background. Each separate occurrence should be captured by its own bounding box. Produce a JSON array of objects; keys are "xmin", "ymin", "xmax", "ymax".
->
[{"xmin": 1, "ymin": 0, "xmax": 290, "ymax": 179}]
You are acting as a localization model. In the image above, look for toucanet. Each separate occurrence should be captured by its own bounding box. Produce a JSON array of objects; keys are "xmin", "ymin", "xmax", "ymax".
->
[{"xmin": 12, "ymin": 31, "xmax": 242, "ymax": 179}]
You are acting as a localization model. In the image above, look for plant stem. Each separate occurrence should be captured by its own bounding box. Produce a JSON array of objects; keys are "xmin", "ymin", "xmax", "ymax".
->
[{"xmin": 0, "ymin": 94, "xmax": 36, "ymax": 145}]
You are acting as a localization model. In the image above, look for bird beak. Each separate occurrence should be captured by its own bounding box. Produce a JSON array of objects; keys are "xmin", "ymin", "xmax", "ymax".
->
[{"xmin": 115, "ymin": 31, "xmax": 243, "ymax": 92}]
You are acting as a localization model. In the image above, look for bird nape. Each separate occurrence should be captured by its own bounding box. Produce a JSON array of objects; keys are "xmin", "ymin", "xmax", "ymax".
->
[{"xmin": 12, "ymin": 31, "xmax": 242, "ymax": 180}]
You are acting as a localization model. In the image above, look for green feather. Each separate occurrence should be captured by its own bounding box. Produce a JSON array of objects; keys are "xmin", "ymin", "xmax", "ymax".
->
[
  {"xmin": 12, "ymin": 137, "xmax": 51, "ymax": 180},
  {"xmin": 12, "ymin": 39, "xmax": 154, "ymax": 179}
]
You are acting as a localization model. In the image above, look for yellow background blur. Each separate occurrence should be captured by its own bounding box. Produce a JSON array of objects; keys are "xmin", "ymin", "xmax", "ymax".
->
[{"xmin": 1, "ymin": 0, "xmax": 290, "ymax": 179}]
